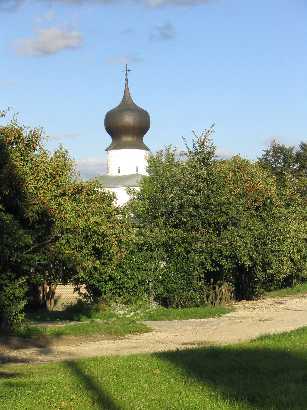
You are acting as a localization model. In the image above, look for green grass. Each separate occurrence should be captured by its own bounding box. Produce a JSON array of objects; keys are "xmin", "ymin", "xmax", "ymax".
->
[
  {"xmin": 141, "ymin": 305, "xmax": 231, "ymax": 321},
  {"xmin": 1, "ymin": 327, "xmax": 307, "ymax": 409},
  {"xmin": 27, "ymin": 301, "xmax": 232, "ymax": 324},
  {"xmin": 266, "ymin": 282, "xmax": 307, "ymax": 298},
  {"xmin": 10, "ymin": 319, "xmax": 150, "ymax": 340},
  {"xmin": 20, "ymin": 302, "xmax": 231, "ymax": 341}
]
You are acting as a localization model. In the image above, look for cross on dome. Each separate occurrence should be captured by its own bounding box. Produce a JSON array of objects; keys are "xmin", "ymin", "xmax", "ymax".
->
[{"xmin": 125, "ymin": 64, "xmax": 131, "ymax": 85}]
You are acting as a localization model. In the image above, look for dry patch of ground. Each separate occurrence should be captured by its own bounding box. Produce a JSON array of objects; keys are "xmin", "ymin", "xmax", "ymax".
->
[{"xmin": 1, "ymin": 294, "xmax": 307, "ymax": 364}]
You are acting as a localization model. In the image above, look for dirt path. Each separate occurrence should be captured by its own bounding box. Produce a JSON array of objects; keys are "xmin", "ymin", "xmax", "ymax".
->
[{"xmin": 1, "ymin": 294, "xmax": 307, "ymax": 364}]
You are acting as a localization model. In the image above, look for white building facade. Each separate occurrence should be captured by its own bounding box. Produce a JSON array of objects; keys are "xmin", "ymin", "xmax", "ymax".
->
[{"xmin": 107, "ymin": 148, "xmax": 149, "ymax": 177}]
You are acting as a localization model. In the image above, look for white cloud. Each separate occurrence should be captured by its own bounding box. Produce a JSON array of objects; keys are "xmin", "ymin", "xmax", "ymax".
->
[
  {"xmin": 215, "ymin": 147, "xmax": 235, "ymax": 159},
  {"xmin": 75, "ymin": 157, "xmax": 107, "ymax": 179},
  {"xmin": 150, "ymin": 22, "xmax": 176, "ymax": 41},
  {"xmin": 14, "ymin": 27, "xmax": 83, "ymax": 57}
]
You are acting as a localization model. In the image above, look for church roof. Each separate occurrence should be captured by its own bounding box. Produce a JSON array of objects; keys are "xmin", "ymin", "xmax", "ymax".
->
[
  {"xmin": 96, "ymin": 173, "xmax": 144, "ymax": 188},
  {"xmin": 104, "ymin": 65, "xmax": 150, "ymax": 151}
]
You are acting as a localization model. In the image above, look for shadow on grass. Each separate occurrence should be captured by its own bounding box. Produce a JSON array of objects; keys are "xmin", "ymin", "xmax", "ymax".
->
[
  {"xmin": 26, "ymin": 300, "xmax": 99, "ymax": 323},
  {"xmin": 0, "ymin": 353, "xmax": 31, "ymax": 364},
  {"xmin": 157, "ymin": 346, "xmax": 307, "ymax": 410},
  {"xmin": 0, "ymin": 370, "xmax": 23, "ymax": 378},
  {"xmin": 0, "ymin": 329, "xmax": 56, "ymax": 363},
  {"xmin": 65, "ymin": 361, "xmax": 120, "ymax": 410},
  {"xmin": 0, "ymin": 329, "xmax": 61, "ymax": 350}
]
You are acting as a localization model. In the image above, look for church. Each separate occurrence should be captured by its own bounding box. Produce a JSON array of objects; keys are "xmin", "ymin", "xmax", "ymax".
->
[{"xmin": 97, "ymin": 66, "xmax": 151, "ymax": 206}]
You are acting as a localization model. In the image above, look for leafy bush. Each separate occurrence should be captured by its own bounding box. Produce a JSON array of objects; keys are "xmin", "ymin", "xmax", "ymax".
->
[
  {"xmin": 123, "ymin": 129, "xmax": 306, "ymax": 304},
  {"xmin": 0, "ymin": 113, "xmax": 123, "ymax": 328},
  {"xmin": 0, "ymin": 278, "xmax": 27, "ymax": 332},
  {"xmin": 0, "ymin": 206, "xmax": 30, "ymax": 331}
]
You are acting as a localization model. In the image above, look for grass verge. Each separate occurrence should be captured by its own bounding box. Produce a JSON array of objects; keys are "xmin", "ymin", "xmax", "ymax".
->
[
  {"xmin": 27, "ymin": 301, "xmax": 232, "ymax": 324},
  {"xmin": 140, "ymin": 305, "xmax": 231, "ymax": 320},
  {"xmin": 6, "ymin": 319, "xmax": 150, "ymax": 340},
  {"xmin": 265, "ymin": 282, "xmax": 307, "ymax": 298},
  {"xmin": 17, "ymin": 303, "xmax": 231, "ymax": 341},
  {"xmin": 1, "ymin": 327, "xmax": 307, "ymax": 409}
]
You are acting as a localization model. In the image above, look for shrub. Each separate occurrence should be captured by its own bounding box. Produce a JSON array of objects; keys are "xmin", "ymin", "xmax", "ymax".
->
[
  {"xmin": 124, "ymin": 129, "xmax": 306, "ymax": 304},
  {"xmin": 0, "ymin": 278, "xmax": 27, "ymax": 332},
  {"xmin": 0, "ymin": 206, "xmax": 30, "ymax": 331},
  {"xmin": 0, "ymin": 114, "xmax": 123, "ymax": 328}
]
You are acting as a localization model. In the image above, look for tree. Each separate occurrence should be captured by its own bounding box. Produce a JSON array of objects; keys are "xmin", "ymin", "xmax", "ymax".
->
[
  {"xmin": 295, "ymin": 142, "xmax": 307, "ymax": 177},
  {"xmin": 126, "ymin": 129, "xmax": 306, "ymax": 304},
  {"xmin": 258, "ymin": 140, "xmax": 297, "ymax": 177},
  {"xmin": 0, "ymin": 113, "xmax": 123, "ymax": 329},
  {"xmin": 258, "ymin": 140, "xmax": 307, "ymax": 199}
]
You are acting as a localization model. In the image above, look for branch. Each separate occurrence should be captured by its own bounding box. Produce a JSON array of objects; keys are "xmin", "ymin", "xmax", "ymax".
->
[{"xmin": 23, "ymin": 235, "xmax": 60, "ymax": 255}]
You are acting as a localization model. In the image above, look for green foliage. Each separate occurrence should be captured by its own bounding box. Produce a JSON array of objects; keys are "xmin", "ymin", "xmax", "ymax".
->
[
  {"xmin": 122, "ymin": 129, "xmax": 306, "ymax": 304},
  {"xmin": 0, "ymin": 113, "xmax": 122, "ymax": 328},
  {"xmin": 0, "ymin": 277, "xmax": 27, "ymax": 331},
  {"xmin": 1, "ymin": 110, "xmax": 306, "ymax": 322},
  {"xmin": 258, "ymin": 139, "xmax": 298, "ymax": 177},
  {"xmin": 258, "ymin": 139, "xmax": 307, "ymax": 199}
]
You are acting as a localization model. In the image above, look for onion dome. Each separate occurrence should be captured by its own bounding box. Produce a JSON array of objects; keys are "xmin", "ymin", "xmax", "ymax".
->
[{"xmin": 104, "ymin": 67, "xmax": 150, "ymax": 151}]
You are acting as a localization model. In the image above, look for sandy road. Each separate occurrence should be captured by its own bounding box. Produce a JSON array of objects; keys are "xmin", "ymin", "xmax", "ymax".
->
[{"xmin": 1, "ymin": 294, "xmax": 307, "ymax": 364}]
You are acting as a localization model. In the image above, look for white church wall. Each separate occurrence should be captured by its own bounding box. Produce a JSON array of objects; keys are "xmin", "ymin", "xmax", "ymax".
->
[
  {"xmin": 105, "ymin": 186, "xmax": 140, "ymax": 207},
  {"xmin": 107, "ymin": 149, "xmax": 148, "ymax": 176}
]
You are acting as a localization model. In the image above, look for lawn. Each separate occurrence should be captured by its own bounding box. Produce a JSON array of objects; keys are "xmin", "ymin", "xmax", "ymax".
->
[
  {"xmin": 266, "ymin": 282, "xmax": 307, "ymax": 298},
  {"xmin": 9, "ymin": 304, "xmax": 231, "ymax": 341},
  {"xmin": 141, "ymin": 305, "xmax": 230, "ymax": 321},
  {"xmin": 14, "ymin": 318, "xmax": 150, "ymax": 340},
  {"xmin": 1, "ymin": 327, "xmax": 307, "ymax": 409},
  {"xmin": 27, "ymin": 301, "xmax": 232, "ymax": 323}
]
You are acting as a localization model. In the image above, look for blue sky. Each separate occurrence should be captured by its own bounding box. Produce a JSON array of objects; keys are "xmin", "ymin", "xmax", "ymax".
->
[{"xmin": 0, "ymin": 0, "xmax": 306, "ymax": 177}]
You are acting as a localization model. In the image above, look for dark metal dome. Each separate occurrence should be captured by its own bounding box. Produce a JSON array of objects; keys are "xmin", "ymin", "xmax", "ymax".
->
[{"xmin": 104, "ymin": 72, "xmax": 150, "ymax": 151}]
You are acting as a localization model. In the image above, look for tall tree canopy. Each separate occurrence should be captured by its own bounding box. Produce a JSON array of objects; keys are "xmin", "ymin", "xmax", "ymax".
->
[
  {"xmin": 258, "ymin": 140, "xmax": 307, "ymax": 199},
  {"xmin": 0, "ymin": 113, "xmax": 122, "ymax": 329}
]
